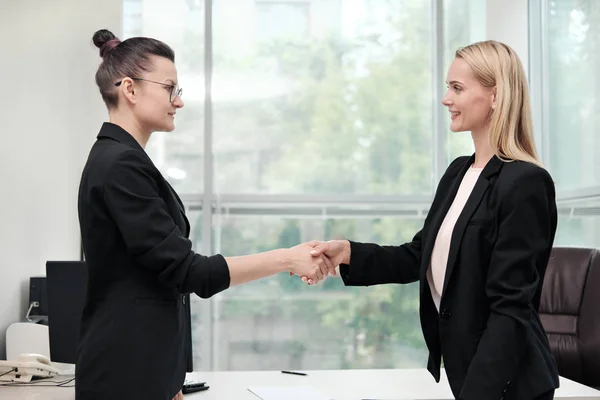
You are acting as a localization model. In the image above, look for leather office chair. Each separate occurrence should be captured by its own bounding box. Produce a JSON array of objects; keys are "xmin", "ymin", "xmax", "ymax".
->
[{"xmin": 540, "ymin": 247, "xmax": 600, "ymax": 390}]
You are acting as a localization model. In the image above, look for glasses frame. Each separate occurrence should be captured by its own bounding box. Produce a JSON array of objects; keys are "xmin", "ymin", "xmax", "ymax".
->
[{"xmin": 115, "ymin": 77, "xmax": 183, "ymax": 103}]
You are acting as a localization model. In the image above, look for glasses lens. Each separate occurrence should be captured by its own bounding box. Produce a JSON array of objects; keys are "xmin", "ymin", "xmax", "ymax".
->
[{"xmin": 170, "ymin": 84, "xmax": 182, "ymax": 103}]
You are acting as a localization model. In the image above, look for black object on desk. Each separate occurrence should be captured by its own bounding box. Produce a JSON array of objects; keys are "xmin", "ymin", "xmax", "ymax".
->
[
  {"xmin": 46, "ymin": 261, "xmax": 88, "ymax": 364},
  {"xmin": 281, "ymin": 370, "xmax": 307, "ymax": 376},
  {"xmin": 182, "ymin": 381, "xmax": 209, "ymax": 394}
]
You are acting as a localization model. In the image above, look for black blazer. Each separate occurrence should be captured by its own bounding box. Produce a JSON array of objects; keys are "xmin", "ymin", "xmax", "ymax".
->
[
  {"xmin": 340, "ymin": 155, "xmax": 559, "ymax": 400},
  {"xmin": 76, "ymin": 123, "xmax": 230, "ymax": 400}
]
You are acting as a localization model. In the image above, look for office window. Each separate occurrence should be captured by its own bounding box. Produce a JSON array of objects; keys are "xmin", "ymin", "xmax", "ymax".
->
[
  {"xmin": 213, "ymin": 0, "xmax": 434, "ymax": 195},
  {"xmin": 123, "ymin": 0, "xmax": 485, "ymax": 371},
  {"xmin": 212, "ymin": 215, "xmax": 426, "ymax": 370},
  {"xmin": 255, "ymin": 2, "xmax": 310, "ymax": 41},
  {"xmin": 546, "ymin": 0, "xmax": 600, "ymax": 190},
  {"xmin": 530, "ymin": 0, "xmax": 600, "ymax": 249},
  {"xmin": 555, "ymin": 198, "xmax": 600, "ymax": 249}
]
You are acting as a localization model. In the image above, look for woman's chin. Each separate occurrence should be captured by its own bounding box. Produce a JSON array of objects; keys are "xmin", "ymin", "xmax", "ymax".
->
[
  {"xmin": 163, "ymin": 122, "xmax": 176, "ymax": 132},
  {"xmin": 450, "ymin": 124, "xmax": 469, "ymax": 133}
]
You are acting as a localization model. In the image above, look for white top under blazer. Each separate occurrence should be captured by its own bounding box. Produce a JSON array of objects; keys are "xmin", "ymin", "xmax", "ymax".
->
[{"xmin": 427, "ymin": 165, "xmax": 483, "ymax": 311}]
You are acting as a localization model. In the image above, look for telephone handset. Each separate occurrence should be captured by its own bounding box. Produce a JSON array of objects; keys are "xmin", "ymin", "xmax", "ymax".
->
[{"xmin": 0, "ymin": 353, "xmax": 61, "ymax": 382}]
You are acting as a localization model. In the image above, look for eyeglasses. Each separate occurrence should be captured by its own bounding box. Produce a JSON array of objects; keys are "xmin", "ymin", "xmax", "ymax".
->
[{"xmin": 115, "ymin": 78, "xmax": 183, "ymax": 103}]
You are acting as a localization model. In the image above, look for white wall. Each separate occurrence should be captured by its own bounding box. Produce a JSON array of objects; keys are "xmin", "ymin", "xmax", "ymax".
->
[
  {"xmin": 486, "ymin": 0, "xmax": 530, "ymax": 73},
  {"xmin": 0, "ymin": 0, "xmax": 121, "ymax": 359}
]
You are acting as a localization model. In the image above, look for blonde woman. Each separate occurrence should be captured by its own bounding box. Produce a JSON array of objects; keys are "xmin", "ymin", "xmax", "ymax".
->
[{"xmin": 309, "ymin": 41, "xmax": 559, "ymax": 400}]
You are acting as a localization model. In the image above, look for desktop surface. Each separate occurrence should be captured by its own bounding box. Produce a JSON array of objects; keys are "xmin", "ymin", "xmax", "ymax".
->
[{"xmin": 0, "ymin": 369, "xmax": 599, "ymax": 400}]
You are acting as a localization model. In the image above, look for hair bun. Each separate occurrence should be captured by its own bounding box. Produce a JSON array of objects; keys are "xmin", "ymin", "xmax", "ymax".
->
[{"xmin": 92, "ymin": 29, "xmax": 121, "ymax": 58}]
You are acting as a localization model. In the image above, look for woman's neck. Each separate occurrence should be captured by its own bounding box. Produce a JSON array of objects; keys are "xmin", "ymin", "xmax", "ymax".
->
[
  {"xmin": 471, "ymin": 128, "xmax": 495, "ymax": 168},
  {"xmin": 108, "ymin": 112, "xmax": 151, "ymax": 149}
]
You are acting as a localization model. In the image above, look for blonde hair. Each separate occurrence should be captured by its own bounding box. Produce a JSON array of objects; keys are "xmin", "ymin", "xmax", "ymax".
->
[{"xmin": 455, "ymin": 40, "xmax": 543, "ymax": 168}]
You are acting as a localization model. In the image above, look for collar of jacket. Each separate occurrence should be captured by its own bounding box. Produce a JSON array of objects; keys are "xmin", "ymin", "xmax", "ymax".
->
[
  {"xmin": 97, "ymin": 122, "xmax": 146, "ymax": 152},
  {"xmin": 461, "ymin": 153, "xmax": 504, "ymax": 180}
]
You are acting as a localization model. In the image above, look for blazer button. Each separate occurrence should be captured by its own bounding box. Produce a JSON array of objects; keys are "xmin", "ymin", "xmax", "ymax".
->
[
  {"xmin": 182, "ymin": 296, "xmax": 186, "ymax": 305},
  {"xmin": 440, "ymin": 309, "xmax": 452, "ymax": 318}
]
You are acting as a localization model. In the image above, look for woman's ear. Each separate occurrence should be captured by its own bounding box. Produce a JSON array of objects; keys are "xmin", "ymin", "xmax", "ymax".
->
[{"xmin": 120, "ymin": 77, "xmax": 137, "ymax": 105}]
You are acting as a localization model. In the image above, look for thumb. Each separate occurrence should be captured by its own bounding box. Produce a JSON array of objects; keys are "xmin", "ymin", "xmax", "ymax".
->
[{"xmin": 309, "ymin": 242, "xmax": 329, "ymax": 256}]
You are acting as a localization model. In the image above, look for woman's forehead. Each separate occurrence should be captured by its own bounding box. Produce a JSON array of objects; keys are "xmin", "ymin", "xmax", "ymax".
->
[{"xmin": 145, "ymin": 55, "xmax": 178, "ymax": 81}]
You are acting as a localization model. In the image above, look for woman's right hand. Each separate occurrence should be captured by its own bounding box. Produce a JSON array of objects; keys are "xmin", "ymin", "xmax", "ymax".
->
[
  {"xmin": 285, "ymin": 242, "xmax": 336, "ymax": 284},
  {"xmin": 172, "ymin": 390, "xmax": 184, "ymax": 400},
  {"xmin": 309, "ymin": 240, "xmax": 351, "ymax": 267}
]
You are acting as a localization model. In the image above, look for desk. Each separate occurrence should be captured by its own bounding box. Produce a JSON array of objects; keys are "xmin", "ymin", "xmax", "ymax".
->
[{"xmin": 1, "ymin": 369, "xmax": 599, "ymax": 399}]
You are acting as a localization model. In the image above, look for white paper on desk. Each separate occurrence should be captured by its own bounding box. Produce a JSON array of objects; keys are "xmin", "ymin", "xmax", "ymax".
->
[{"xmin": 248, "ymin": 386, "xmax": 333, "ymax": 400}]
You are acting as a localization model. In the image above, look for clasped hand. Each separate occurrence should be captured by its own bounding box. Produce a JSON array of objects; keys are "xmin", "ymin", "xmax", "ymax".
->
[{"xmin": 285, "ymin": 240, "xmax": 348, "ymax": 285}]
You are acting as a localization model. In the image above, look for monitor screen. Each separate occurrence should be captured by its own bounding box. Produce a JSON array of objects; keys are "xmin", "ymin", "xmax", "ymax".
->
[{"xmin": 45, "ymin": 261, "xmax": 88, "ymax": 364}]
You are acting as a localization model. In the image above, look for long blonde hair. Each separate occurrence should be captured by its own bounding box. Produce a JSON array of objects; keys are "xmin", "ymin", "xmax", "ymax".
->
[{"xmin": 455, "ymin": 40, "xmax": 543, "ymax": 167}]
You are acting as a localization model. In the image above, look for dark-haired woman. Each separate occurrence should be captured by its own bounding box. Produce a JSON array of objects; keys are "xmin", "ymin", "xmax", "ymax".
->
[{"xmin": 76, "ymin": 29, "xmax": 334, "ymax": 400}]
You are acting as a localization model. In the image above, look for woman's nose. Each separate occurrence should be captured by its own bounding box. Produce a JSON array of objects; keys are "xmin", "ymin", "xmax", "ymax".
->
[{"xmin": 442, "ymin": 94, "xmax": 452, "ymax": 106}]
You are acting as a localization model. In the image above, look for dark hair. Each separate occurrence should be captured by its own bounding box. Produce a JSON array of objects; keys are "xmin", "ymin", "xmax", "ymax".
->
[{"xmin": 92, "ymin": 29, "xmax": 175, "ymax": 109}]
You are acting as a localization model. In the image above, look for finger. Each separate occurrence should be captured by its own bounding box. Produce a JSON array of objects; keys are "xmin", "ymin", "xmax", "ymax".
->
[
  {"xmin": 309, "ymin": 243, "xmax": 329, "ymax": 257},
  {"xmin": 307, "ymin": 267, "xmax": 320, "ymax": 283},
  {"xmin": 316, "ymin": 259, "xmax": 328, "ymax": 281},
  {"xmin": 314, "ymin": 265, "xmax": 323, "ymax": 281},
  {"xmin": 321, "ymin": 255, "xmax": 336, "ymax": 277},
  {"xmin": 302, "ymin": 276, "xmax": 308, "ymax": 283}
]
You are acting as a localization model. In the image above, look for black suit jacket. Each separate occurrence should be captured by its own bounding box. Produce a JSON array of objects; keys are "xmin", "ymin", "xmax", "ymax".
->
[
  {"xmin": 76, "ymin": 123, "xmax": 230, "ymax": 400},
  {"xmin": 340, "ymin": 155, "xmax": 560, "ymax": 400}
]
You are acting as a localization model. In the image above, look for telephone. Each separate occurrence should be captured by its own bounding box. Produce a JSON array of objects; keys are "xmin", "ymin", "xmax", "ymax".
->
[{"xmin": 0, "ymin": 353, "xmax": 61, "ymax": 382}]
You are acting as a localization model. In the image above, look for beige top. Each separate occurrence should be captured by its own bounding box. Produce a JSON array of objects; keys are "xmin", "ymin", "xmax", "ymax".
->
[{"xmin": 427, "ymin": 165, "xmax": 482, "ymax": 311}]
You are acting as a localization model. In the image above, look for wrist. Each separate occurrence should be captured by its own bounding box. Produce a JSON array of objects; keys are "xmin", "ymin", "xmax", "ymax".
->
[
  {"xmin": 341, "ymin": 240, "xmax": 351, "ymax": 265},
  {"xmin": 276, "ymin": 248, "xmax": 291, "ymax": 272}
]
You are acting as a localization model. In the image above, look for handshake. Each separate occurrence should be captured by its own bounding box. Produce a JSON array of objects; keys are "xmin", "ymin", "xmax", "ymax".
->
[{"xmin": 285, "ymin": 240, "xmax": 351, "ymax": 285}]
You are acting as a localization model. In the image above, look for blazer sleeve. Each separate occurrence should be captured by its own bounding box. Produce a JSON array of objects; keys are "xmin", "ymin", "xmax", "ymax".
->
[
  {"xmin": 103, "ymin": 149, "xmax": 230, "ymax": 298},
  {"xmin": 459, "ymin": 168, "xmax": 556, "ymax": 400},
  {"xmin": 337, "ymin": 155, "xmax": 469, "ymax": 287},
  {"xmin": 338, "ymin": 230, "xmax": 423, "ymax": 286}
]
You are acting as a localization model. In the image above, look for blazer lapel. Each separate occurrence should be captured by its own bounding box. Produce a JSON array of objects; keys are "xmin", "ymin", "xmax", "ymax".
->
[
  {"xmin": 97, "ymin": 123, "xmax": 192, "ymax": 236},
  {"xmin": 165, "ymin": 181, "xmax": 191, "ymax": 237},
  {"xmin": 440, "ymin": 156, "xmax": 504, "ymax": 297},
  {"xmin": 440, "ymin": 178, "xmax": 489, "ymax": 296},
  {"xmin": 420, "ymin": 156, "xmax": 474, "ymax": 282},
  {"xmin": 166, "ymin": 181, "xmax": 185, "ymax": 215}
]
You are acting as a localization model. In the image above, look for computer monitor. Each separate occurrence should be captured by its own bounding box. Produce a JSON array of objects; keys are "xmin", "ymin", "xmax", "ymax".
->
[
  {"xmin": 45, "ymin": 261, "xmax": 88, "ymax": 364},
  {"xmin": 45, "ymin": 260, "xmax": 194, "ymax": 370}
]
